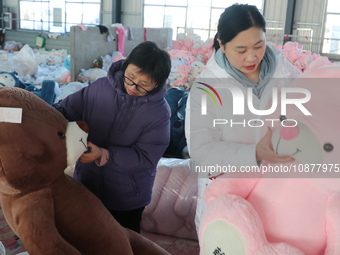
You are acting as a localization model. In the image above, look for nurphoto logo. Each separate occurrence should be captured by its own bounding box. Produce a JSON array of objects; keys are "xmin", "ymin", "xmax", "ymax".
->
[{"xmin": 197, "ymin": 82, "xmax": 312, "ymax": 128}]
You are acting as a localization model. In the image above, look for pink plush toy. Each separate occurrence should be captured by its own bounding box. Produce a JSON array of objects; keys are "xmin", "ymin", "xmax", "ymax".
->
[
  {"xmin": 112, "ymin": 51, "xmax": 125, "ymax": 62},
  {"xmin": 199, "ymin": 65, "xmax": 340, "ymax": 255},
  {"xmin": 168, "ymin": 58, "xmax": 188, "ymax": 85},
  {"xmin": 171, "ymin": 65, "xmax": 191, "ymax": 88},
  {"xmin": 172, "ymin": 41, "xmax": 183, "ymax": 50},
  {"xmin": 186, "ymin": 61, "xmax": 206, "ymax": 89},
  {"xmin": 267, "ymin": 41, "xmax": 332, "ymax": 72}
]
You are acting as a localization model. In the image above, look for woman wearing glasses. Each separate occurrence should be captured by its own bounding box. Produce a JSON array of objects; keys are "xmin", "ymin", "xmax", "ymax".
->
[{"xmin": 57, "ymin": 41, "xmax": 171, "ymax": 233}]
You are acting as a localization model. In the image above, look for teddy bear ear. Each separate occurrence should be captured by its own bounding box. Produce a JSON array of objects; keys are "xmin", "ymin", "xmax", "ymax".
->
[{"xmin": 76, "ymin": 121, "xmax": 89, "ymax": 133}]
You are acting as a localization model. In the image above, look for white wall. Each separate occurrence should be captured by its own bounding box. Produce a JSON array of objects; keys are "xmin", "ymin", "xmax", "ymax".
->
[
  {"xmin": 263, "ymin": 0, "xmax": 326, "ymax": 53},
  {"xmin": 122, "ymin": 0, "xmax": 143, "ymax": 27},
  {"xmin": 102, "ymin": 0, "xmax": 113, "ymax": 25}
]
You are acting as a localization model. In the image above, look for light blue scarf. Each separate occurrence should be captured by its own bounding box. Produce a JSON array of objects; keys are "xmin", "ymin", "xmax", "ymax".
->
[{"xmin": 215, "ymin": 44, "xmax": 277, "ymax": 99}]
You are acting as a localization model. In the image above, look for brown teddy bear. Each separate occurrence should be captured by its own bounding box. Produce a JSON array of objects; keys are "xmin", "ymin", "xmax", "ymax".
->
[{"xmin": 0, "ymin": 87, "xmax": 169, "ymax": 255}]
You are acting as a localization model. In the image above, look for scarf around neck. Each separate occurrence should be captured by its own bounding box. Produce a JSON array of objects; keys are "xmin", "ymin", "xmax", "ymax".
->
[{"xmin": 215, "ymin": 44, "xmax": 277, "ymax": 99}]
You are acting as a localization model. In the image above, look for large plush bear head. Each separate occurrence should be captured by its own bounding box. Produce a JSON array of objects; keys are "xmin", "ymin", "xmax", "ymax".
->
[
  {"xmin": 0, "ymin": 87, "xmax": 86, "ymax": 194},
  {"xmin": 200, "ymin": 65, "xmax": 340, "ymax": 255},
  {"xmin": 0, "ymin": 87, "xmax": 169, "ymax": 255}
]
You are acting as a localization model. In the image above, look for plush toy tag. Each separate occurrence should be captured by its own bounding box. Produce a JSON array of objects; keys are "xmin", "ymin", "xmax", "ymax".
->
[{"xmin": 0, "ymin": 107, "xmax": 22, "ymax": 123}]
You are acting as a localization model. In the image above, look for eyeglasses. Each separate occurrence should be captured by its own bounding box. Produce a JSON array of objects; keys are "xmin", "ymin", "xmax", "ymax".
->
[{"xmin": 123, "ymin": 76, "xmax": 155, "ymax": 95}]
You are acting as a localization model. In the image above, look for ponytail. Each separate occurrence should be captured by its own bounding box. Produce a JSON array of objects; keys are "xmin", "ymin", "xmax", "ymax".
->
[{"xmin": 213, "ymin": 33, "xmax": 220, "ymax": 51}]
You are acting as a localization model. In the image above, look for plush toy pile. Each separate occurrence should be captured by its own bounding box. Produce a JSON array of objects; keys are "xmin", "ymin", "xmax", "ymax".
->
[
  {"xmin": 0, "ymin": 44, "xmax": 125, "ymax": 105},
  {"xmin": 171, "ymin": 32, "xmax": 214, "ymax": 65},
  {"xmin": 199, "ymin": 65, "xmax": 340, "ymax": 255},
  {"xmin": 268, "ymin": 41, "xmax": 333, "ymax": 72},
  {"xmin": 0, "ymin": 87, "xmax": 169, "ymax": 255},
  {"xmin": 167, "ymin": 34, "xmax": 334, "ymax": 91},
  {"xmin": 167, "ymin": 33, "xmax": 210, "ymax": 90}
]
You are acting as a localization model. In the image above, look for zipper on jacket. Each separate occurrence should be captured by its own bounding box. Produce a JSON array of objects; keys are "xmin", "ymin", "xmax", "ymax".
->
[
  {"xmin": 126, "ymin": 98, "xmax": 137, "ymax": 122},
  {"xmin": 114, "ymin": 95, "xmax": 125, "ymax": 123},
  {"xmin": 130, "ymin": 174, "xmax": 140, "ymax": 196},
  {"xmin": 113, "ymin": 95, "xmax": 126, "ymax": 130}
]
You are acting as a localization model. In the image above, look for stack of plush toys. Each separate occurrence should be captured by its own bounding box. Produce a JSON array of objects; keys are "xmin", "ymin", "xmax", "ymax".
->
[
  {"xmin": 268, "ymin": 41, "xmax": 333, "ymax": 72},
  {"xmin": 171, "ymin": 32, "xmax": 214, "ymax": 66},
  {"xmin": 167, "ymin": 33, "xmax": 209, "ymax": 91}
]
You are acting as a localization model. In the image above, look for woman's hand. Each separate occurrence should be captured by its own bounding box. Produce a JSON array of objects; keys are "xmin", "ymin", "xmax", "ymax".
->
[
  {"xmin": 79, "ymin": 142, "xmax": 102, "ymax": 163},
  {"xmin": 256, "ymin": 127, "xmax": 294, "ymax": 163}
]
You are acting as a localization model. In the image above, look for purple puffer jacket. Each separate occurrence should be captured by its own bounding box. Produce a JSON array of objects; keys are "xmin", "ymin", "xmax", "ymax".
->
[{"xmin": 57, "ymin": 60, "xmax": 170, "ymax": 210}]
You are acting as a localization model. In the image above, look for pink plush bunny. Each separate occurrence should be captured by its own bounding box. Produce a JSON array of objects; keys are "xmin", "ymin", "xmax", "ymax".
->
[{"xmin": 199, "ymin": 65, "xmax": 340, "ymax": 255}]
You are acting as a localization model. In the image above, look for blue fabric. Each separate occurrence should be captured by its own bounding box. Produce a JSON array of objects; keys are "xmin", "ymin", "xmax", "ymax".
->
[
  {"xmin": 33, "ymin": 80, "xmax": 56, "ymax": 105},
  {"xmin": 164, "ymin": 87, "xmax": 188, "ymax": 158},
  {"xmin": 215, "ymin": 44, "xmax": 277, "ymax": 98},
  {"xmin": 57, "ymin": 60, "xmax": 171, "ymax": 211}
]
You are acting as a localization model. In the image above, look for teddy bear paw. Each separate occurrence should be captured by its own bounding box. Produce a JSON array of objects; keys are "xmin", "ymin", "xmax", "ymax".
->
[
  {"xmin": 202, "ymin": 219, "xmax": 247, "ymax": 255},
  {"xmin": 199, "ymin": 194, "xmax": 270, "ymax": 255}
]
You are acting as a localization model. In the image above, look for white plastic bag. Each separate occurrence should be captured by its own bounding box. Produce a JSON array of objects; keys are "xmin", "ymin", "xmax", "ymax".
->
[
  {"xmin": 8, "ymin": 44, "xmax": 38, "ymax": 76},
  {"xmin": 78, "ymin": 68, "xmax": 107, "ymax": 83},
  {"xmin": 3, "ymin": 41, "xmax": 22, "ymax": 51}
]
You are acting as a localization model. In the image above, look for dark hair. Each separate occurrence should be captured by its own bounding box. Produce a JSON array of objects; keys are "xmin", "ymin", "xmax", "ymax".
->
[
  {"xmin": 213, "ymin": 4, "xmax": 266, "ymax": 51},
  {"xmin": 121, "ymin": 41, "xmax": 171, "ymax": 94}
]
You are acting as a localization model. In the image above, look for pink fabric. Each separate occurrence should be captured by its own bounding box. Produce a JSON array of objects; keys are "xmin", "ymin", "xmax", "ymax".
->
[
  {"xmin": 116, "ymin": 26, "xmax": 127, "ymax": 56},
  {"xmin": 200, "ymin": 192, "xmax": 303, "ymax": 255},
  {"xmin": 95, "ymin": 148, "xmax": 109, "ymax": 166},
  {"xmin": 279, "ymin": 125, "xmax": 300, "ymax": 140},
  {"xmin": 141, "ymin": 158, "xmax": 198, "ymax": 240}
]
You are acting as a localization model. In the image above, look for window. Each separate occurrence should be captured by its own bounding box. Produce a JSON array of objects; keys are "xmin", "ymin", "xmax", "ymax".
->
[
  {"xmin": 19, "ymin": 0, "xmax": 101, "ymax": 33},
  {"xmin": 143, "ymin": 0, "xmax": 263, "ymax": 41},
  {"xmin": 322, "ymin": 0, "xmax": 340, "ymax": 55}
]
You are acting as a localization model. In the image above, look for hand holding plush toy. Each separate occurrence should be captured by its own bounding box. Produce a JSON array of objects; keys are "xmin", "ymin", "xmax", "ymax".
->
[
  {"xmin": 199, "ymin": 65, "xmax": 340, "ymax": 255},
  {"xmin": 0, "ymin": 87, "xmax": 169, "ymax": 255}
]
